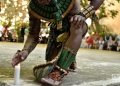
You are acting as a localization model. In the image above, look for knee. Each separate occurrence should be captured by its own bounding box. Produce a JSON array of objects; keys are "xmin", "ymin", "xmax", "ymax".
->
[{"xmin": 70, "ymin": 22, "xmax": 88, "ymax": 36}]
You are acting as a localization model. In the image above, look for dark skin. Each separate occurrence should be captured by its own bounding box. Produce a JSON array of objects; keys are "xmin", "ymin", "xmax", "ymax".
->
[
  {"xmin": 12, "ymin": 0, "xmax": 104, "ymax": 67},
  {"xmin": 66, "ymin": 0, "xmax": 104, "ymax": 53}
]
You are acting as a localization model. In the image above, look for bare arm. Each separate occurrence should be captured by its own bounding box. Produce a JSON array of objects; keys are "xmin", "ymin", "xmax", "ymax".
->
[
  {"xmin": 77, "ymin": 0, "xmax": 104, "ymax": 19},
  {"xmin": 90, "ymin": 0, "xmax": 104, "ymax": 10}
]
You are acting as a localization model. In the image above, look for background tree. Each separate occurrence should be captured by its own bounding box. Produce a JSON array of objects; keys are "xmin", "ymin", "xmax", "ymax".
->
[
  {"xmin": 81, "ymin": 0, "xmax": 120, "ymax": 36},
  {"xmin": 0, "ymin": 0, "xmax": 120, "ymax": 37}
]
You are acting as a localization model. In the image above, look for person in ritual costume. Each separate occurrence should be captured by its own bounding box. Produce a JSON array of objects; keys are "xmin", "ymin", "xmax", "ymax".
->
[{"xmin": 12, "ymin": 0, "xmax": 104, "ymax": 85}]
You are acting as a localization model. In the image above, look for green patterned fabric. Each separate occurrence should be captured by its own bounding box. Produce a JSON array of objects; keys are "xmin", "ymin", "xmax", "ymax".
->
[
  {"xmin": 33, "ymin": 64, "xmax": 54, "ymax": 82},
  {"xmin": 57, "ymin": 48, "xmax": 75, "ymax": 70},
  {"xmin": 29, "ymin": 0, "xmax": 74, "ymax": 21}
]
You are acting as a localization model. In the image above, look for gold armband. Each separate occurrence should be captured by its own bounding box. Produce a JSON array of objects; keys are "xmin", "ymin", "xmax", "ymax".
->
[{"xmin": 79, "ymin": 5, "xmax": 95, "ymax": 19}]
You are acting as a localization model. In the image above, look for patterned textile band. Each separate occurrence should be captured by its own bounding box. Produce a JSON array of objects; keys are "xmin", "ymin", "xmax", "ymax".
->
[
  {"xmin": 28, "ymin": 0, "xmax": 75, "ymax": 22},
  {"xmin": 78, "ymin": 5, "xmax": 95, "ymax": 19},
  {"xmin": 57, "ymin": 47, "xmax": 76, "ymax": 70}
]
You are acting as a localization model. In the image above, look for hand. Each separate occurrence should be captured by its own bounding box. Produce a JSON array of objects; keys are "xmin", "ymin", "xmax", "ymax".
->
[
  {"xmin": 38, "ymin": 0, "xmax": 51, "ymax": 5},
  {"xmin": 70, "ymin": 15, "xmax": 85, "ymax": 29},
  {"xmin": 11, "ymin": 50, "xmax": 28, "ymax": 67}
]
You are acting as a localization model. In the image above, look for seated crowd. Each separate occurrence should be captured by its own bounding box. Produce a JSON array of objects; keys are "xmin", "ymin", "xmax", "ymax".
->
[{"xmin": 82, "ymin": 33, "xmax": 120, "ymax": 52}]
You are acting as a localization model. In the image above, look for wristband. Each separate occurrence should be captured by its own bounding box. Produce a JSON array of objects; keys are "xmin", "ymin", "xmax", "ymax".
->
[{"xmin": 79, "ymin": 5, "xmax": 95, "ymax": 19}]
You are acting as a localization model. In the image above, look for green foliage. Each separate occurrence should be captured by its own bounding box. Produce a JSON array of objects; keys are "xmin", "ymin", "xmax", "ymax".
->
[
  {"xmin": 98, "ymin": 6, "xmax": 107, "ymax": 19},
  {"xmin": 81, "ymin": 0, "xmax": 89, "ymax": 7},
  {"xmin": 109, "ymin": 10, "xmax": 118, "ymax": 18},
  {"xmin": 116, "ymin": 0, "xmax": 120, "ymax": 2},
  {"xmin": 81, "ymin": 0, "xmax": 120, "ymax": 35},
  {"xmin": 1, "ymin": 21, "xmax": 11, "ymax": 27}
]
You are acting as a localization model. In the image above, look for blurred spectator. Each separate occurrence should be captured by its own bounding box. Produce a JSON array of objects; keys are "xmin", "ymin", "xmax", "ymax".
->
[
  {"xmin": 93, "ymin": 38, "xmax": 99, "ymax": 49},
  {"xmin": 98, "ymin": 37, "xmax": 104, "ymax": 50},
  {"xmin": 40, "ymin": 28, "xmax": 49, "ymax": 44},
  {"xmin": 116, "ymin": 34, "xmax": 120, "ymax": 51},
  {"xmin": 18, "ymin": 25, "xmax": 26, "ymax": 42},
  {"xmin": 107, "ymin": 36, "xmax": 113, "ymax": 50},
  {"xmin": 0, "ymin": 31, "xmax": 2, "ymax": 41},
  {"xmin": 41, "ymin": 33, "xmax": 48, "ymax": 43},
  {"xmin": 12, "ymin": 30, "xmax": 17, "ymax": 42},
  {"xmin": 39, "ymin": 34, "xmax": 43, "ymax": 43},
  {"xmin": 117, "ymin": 40, "xmax": 120, "ymax": 51},
  {"xmin": 103, "ymin": 34, "xmax": 109, "ymax": 50},
  {"xmin": 86, "ymin": 35, "xmax": 94, "ymax": 48},
  {"xmin": 2, "ymin": 25, "xmax": 9, "ymax": 41},
  {"xmin": 111, "ymin": 40, "xmax": 118, "ymax": 51},
  {"xmin": 81, "ymin": 38, "xmax": 88, "ymax": 48},
  {"xmin": 7, "ymin": 31, "xmax": 13, "ymax": 42}
]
